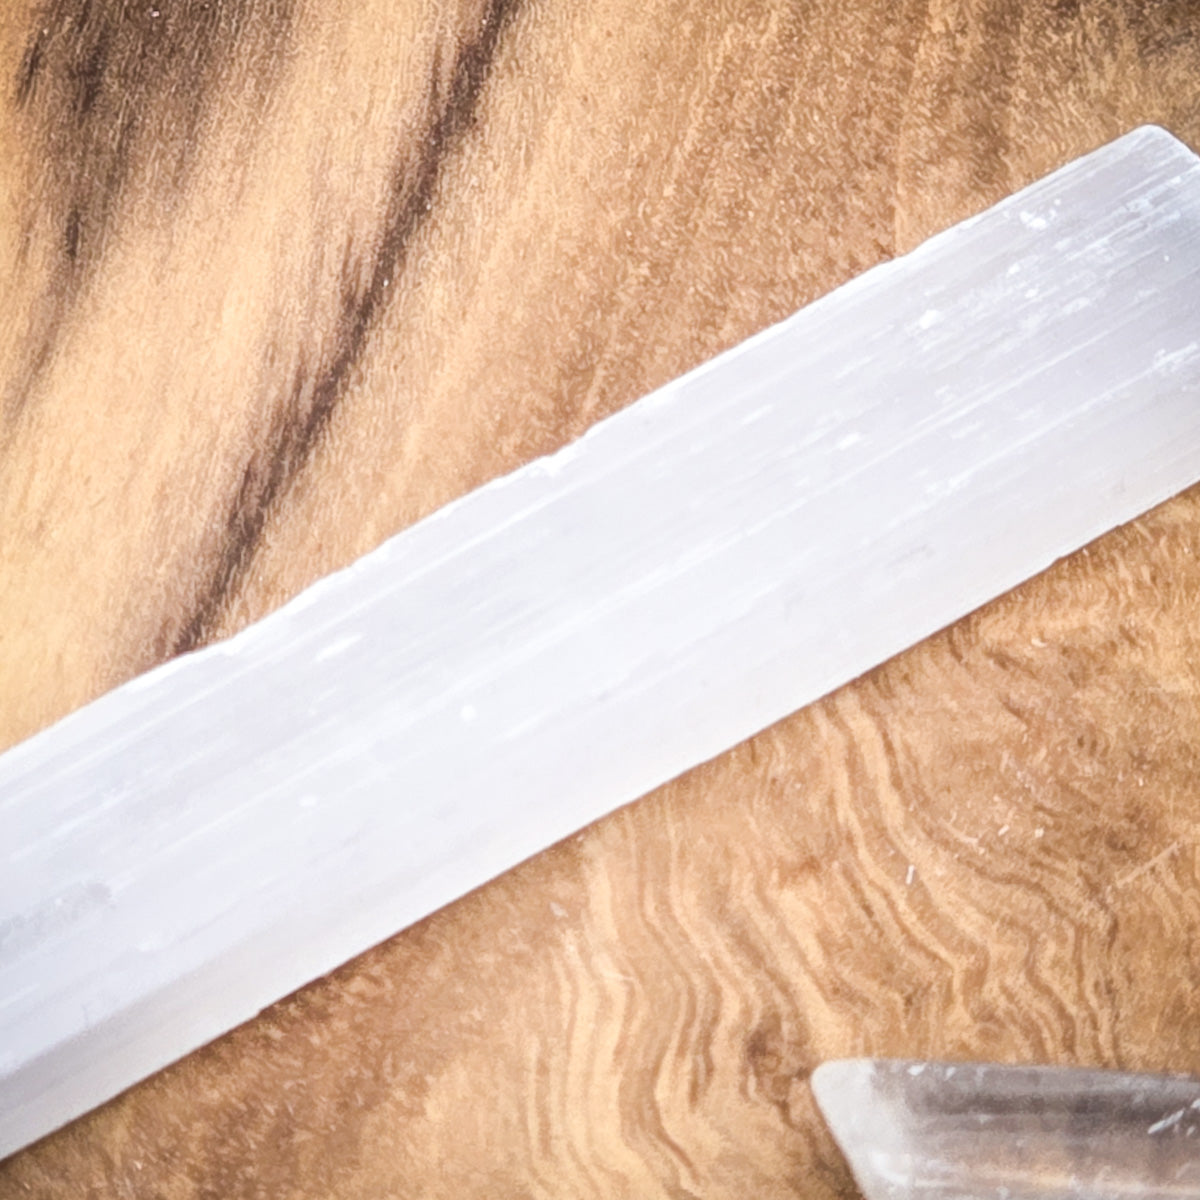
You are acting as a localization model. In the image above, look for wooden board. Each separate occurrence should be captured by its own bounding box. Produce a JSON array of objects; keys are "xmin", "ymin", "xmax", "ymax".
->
[
  {"xmin": 1, "ymin": 1, "xmax": 1199, "ymax": 1196},
  {"xmin": 7, "ymin": 125, "xmax": 1200, "ymax": 1161}
]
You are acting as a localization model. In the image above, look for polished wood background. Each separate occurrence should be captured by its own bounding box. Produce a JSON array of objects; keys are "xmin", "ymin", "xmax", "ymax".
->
[{"xmin": 2, "ymin": 0, "xmax": 1199, "ymax": 1195}]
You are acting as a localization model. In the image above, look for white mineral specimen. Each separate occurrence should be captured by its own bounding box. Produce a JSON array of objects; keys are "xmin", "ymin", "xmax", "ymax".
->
[{"xmin": 4, "ymin": 126, "xmax": 1200, "ymax": 1158}]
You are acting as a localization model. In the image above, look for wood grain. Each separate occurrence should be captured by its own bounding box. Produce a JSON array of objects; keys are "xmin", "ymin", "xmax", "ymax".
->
[{"xmin": 1, "ymin": 0, "xmax": 1199, "ymax": 1196}]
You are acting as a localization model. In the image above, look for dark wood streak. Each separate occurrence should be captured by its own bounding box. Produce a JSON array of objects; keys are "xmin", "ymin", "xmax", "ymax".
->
[
  {"xmin": 1125, "ymin": 1, "xmax": 1200, "ymax": 60},
  {"xmin": 174, "ymin": 0, "xmax": 524, "ymax": 653},
  {"xmin": 7, "ymin": 0, "xmax": 296, "ymax": 420}
]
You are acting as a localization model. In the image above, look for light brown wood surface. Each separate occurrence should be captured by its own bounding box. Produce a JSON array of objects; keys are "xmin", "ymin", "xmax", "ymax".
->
[{"xmin": 2, "ymin": 1, "xmax": 1199, "ymax": 1196}]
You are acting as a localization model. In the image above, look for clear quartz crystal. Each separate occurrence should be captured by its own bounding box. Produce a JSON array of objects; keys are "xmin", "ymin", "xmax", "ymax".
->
[{"xmin": 813, "ymin": 1059, "xmax": 1200, "ymax": 1200}]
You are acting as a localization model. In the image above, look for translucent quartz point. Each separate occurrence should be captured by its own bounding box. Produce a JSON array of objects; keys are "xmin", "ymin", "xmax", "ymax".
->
[{"xmin": 813, "ymin": 1059, "xmax": 1200, "ymax": 1200}]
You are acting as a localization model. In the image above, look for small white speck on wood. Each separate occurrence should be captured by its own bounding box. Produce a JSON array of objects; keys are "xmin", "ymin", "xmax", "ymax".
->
[{"xmin": 4, "ymin": 127, "xmax": 1200, "ymax": 1158}]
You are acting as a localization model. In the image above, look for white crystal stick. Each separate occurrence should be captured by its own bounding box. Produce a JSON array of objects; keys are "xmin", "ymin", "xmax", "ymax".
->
[{"xmin": 4, "ymin": 126, "xmax": 1200, "ymax": 1158}]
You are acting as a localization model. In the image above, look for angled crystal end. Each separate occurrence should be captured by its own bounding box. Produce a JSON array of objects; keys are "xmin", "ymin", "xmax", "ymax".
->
[{"xmin": 812, "ymin": 1059, "xmax": 1200, "ymax": 1200}]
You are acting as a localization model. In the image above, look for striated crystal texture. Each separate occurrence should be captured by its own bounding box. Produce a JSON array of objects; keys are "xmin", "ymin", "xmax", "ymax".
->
[{"xmin": 5, "ymin": 126, "xmax": 1200, "ymax": 1158}]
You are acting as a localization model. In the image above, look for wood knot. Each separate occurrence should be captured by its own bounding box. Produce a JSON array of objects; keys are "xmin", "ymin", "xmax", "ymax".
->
[{"xmin": 743, "ymin": 1009, "xmax": 815, "ymax": 1118}]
